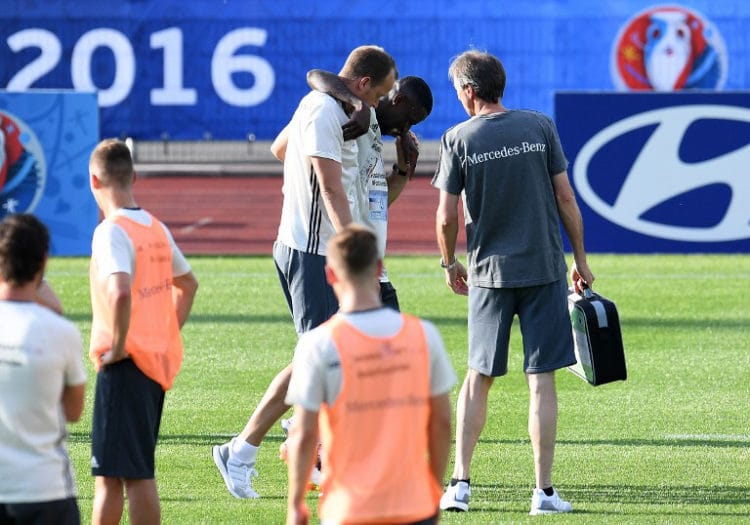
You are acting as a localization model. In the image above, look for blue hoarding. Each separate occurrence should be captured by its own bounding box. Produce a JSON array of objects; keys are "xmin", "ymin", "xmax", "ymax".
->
[
  {"xmin": 0, "ymin": 91, "xmax": 99, "ymax": 255},
  {"xmin": 1, "ymin": 1, "xmax": 748, "ymax": 140},
  {"xmin": 555, "ymin": 92, "xmax": 750, "ymax": 253}
]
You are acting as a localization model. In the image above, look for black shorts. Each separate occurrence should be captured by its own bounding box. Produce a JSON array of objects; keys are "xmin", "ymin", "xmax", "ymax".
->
[
  {"xmin": 91, "ymin": 359, "xmax": 165, "ymax": 479},
  {"xmin": 379, "ymin": 281, "xmax": 400, "ymax": 312},
  {"xmin": 0, "ymin": 497, "xmax": 80, "ymax": 525}
]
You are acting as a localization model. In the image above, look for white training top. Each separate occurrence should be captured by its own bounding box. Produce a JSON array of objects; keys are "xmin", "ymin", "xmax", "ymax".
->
[
  {"xmin": 0, "ymin": 301, "xmax": 87, "ymax": 502},
  {"xmin": 355, "ymin": 108, "xmax": 390, "ymax": 282},
  {"xmin": 276, "ymin": 91, "xmax": 360, "ymax": 255},
  {"xmin": 286, "ymin": 307, "xmax": 457, "ymax": 411},
  {"xmin": 91, "ymin": 208, "xmax": 191, "ymax": 279}
]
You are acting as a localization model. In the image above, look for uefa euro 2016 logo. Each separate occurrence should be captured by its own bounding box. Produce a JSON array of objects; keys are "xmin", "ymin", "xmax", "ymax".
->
[
  {"xmin": 611, "ymin": 5, "xmax": 727, "ymax": 91},
  {"xmin": 0, "ymin": 111, "xmax": 46, "ymax": 219}
]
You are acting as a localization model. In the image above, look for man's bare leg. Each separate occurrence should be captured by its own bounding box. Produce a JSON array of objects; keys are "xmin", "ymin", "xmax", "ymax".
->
[
  {"xmin": 213, "ymin": 363, "xmax": 293, "ymax": 498},
  {"xmin": 527, "ymin": 371, "xmax": 557, "ymax": 490},
  {"xmin": 124, "ymin": 478, "xmax": 160, "ymax": 525},
  {"xmin": 238, "ymin": 363, "xmax": 293, "ymax": 446},
  {"xmin": 452, "ymin": 369, "xmax": 494, "ymax": 480},
  {"xmin": 92, "ymin": 476, "xmax": 124, "ymax": 525}
]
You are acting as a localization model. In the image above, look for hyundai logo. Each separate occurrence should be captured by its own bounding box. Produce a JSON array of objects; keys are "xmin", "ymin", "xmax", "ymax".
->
[{"xmin": 572, "ymin": 104, "xmax": 750, "ymax": 242}]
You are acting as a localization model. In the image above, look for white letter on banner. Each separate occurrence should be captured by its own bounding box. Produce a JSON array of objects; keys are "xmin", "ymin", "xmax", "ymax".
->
[
  {"xmin": 6, "ymin": 29, "xmax": 62, "ymax": 90},
  {"xmin": 211, "ymin": 28, "xmax": 274, "ymax": 106},
  {"xmin": 150, "ymin": 27, "xmax": 197, "ymax": 105},
  {"xmin": 72, "ymin": 29, "xmax": 135, "ymax": 107}
]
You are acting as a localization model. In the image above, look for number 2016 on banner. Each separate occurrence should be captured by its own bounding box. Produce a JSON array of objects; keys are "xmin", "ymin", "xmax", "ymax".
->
[{"xmin": 5, "ymin": 27, "xmax": 274, "ymax": 107}]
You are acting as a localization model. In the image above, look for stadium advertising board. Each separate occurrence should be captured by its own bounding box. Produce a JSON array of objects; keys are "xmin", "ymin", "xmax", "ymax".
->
[
  {"xmin": 0, "ymin": 91, "xmax": 99, "ymax": 255},
  {"xmin": 1, "ymin": 1, "xmax": 747, "ymax": 141},
  {"xmin": 555, "ymin": 92, "xmax": 750, "ymax": 253}
]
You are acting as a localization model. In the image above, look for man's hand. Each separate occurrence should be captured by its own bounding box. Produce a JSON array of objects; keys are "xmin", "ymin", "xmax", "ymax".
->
[
  {"xmin": 396, "ymin": 131, "xmax": 420, "ymax": 179},
  {"xmin": 342, "ymin": 102, "xmax": 371, "ymax": 141},
  {"xmin": 286, "ymin": 502, "xmax": 310, "ymax": 525},
  {"xmin": 99, "ymin": 347, "xmax": 129, "ymax": 367},
  {"xmin": 571, "ymin": 261, "xmax": 595, "ymax": 295},
  {"xmin": 445, "ymin": 260, "xmax": 469, "ymax": 296}
]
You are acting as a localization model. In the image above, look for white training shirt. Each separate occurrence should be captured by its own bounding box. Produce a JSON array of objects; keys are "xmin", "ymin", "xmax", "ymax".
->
[
  {"xmin": 355, "ymin": 108, "xmax": 391, "ymax": 282},
  {"xmin": 91, "ymin": 208, "xmax": 191, "ymax": 279},
  {"xmin": 286, "ymin": 308, "xmax": 457, "ymax": 411},
  {"xmin": 276, "ymin": 91, "xmax": 360, "ymax": 255},
  {"xmin": 0, "ymin": 301, "xmax": 86, "ymax": 502}
]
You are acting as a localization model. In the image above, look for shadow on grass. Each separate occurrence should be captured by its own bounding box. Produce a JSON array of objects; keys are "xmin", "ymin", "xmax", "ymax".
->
[
  {"xmin": 69, "ymin": 432, "xmax": 748, "ymax": 449},
  {"xmin": 63, "ymin": 312, "xmax": 293, "ymax": 324},
  {"xmin": 622, "ymin": 317, "xmax": 749, "ymax": 330},
  {"xmin": 425, "ymin": 316, "xmax": 750, "ymax": 330},
  {"xmin": 422, "ymin": 316, "xmax": 467, "ymax": 327},
  {"xmin": 61, "ymin": 312, "xmax": 91, "ymax": 322},
  {"xmin": 68, "ymin": 431, "xmax": 286, "ymax": 445},
  {"xmin": 561, "ymin": 483, "xmax": 749, "ymax": 507},
  {"xmin": 560, "ymin": 437, "xmax": 749, "ymax": 448},
  {"xmin": 161, "ymin": 494, "xmax": 286, "ymax": 502},
  {"xmin": 465, "ymin": 483, "xmax": 750, "ymax": 510},
  {"xmin": 472, "ymin": 436, "xmax": 749, "ymax": 448}
]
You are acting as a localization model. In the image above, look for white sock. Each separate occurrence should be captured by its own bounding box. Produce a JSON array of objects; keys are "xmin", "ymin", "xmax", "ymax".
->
[{"xmin": 230, "ymin": 438, "xmax": 258, "ymax": 463}]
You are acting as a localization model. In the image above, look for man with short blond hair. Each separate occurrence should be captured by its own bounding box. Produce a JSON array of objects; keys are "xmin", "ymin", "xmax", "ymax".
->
[
  {"xmin": 285, "ymin": 224, "xmax": 456, "ymax": 525},
  {"xmin": 88, "ymin": 138, "xmax": 198, "ymax": 525}
]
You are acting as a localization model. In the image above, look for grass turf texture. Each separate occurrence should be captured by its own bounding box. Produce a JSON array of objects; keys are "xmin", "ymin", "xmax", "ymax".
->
[{"xmin": 47, "ymin": 254, "xmax": 749, "ymax": 524}]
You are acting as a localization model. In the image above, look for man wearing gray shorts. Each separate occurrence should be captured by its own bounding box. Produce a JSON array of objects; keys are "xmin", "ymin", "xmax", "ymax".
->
[
  {"xmin": 432, "ymin": 50, "xmax": 595, "ymax": 515},
  {"xmin": 212, "ymin": 45, "xmax": 398, "ymax": 499}
]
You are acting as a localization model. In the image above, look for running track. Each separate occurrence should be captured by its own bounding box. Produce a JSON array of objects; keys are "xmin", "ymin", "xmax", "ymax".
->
[{"xmin": 134, "ymin": 176, "xmax": 466, "ymax": 255}]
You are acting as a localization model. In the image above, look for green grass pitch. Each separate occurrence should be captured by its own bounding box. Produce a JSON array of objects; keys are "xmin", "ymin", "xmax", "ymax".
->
[{"xmin": 47, "ymin": 253, "xmax": 749, "ymax": 524}]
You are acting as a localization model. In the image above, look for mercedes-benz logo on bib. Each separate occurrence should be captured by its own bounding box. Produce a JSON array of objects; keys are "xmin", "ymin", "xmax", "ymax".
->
[{"xmin": 573, "ymin": 105, "xmax": 750, "ymax": 242}]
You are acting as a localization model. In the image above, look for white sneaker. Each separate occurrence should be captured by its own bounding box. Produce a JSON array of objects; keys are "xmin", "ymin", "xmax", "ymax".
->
[
  {"xmin": 529, "ymin": 488, "xmax": 572, "ymax": 515},
  {"xmin": 212, "ymin": 441, "xmax": 260, "ymax": 499},
  {"xmin": 439, "ymin": 481, "xmax": 470, "ymax": 512},
  {"xmin": 280, "ymin": 418, "xmax": 293, "ymax": 435}
]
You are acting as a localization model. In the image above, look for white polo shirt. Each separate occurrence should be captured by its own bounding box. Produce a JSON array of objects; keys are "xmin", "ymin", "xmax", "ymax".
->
[{"xmin": 276, "ymin": 91, "xmax": 360, "ymax": 255}]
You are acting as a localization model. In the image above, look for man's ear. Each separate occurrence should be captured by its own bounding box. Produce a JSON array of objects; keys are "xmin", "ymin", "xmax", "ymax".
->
[
  {"xmin": 392, "ymin": 92, "xmax": 406, "ymax": 106},
  {"xmin": 358, "ymin": 76, "xmax": 372, "ymax": 91},
  {"xmin": 325, "ymin": 264, "xmax": 337, "ymax": 286},
  {"xmin": 90, "ymin": 173, "xmax": 101, "ymax": 189}
]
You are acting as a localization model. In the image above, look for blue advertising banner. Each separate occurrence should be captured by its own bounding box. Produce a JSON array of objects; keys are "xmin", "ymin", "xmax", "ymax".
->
[
  {"xmin": 1, "ymin": 1, "xmax": 748, "ymax": 140},
  {"xmin": 555, "ymin": 92, "xmax": 750, "ymax": 253},
  {"xmin": 0, "ymin": 91, "xmax": 99, "ymax": 255}
]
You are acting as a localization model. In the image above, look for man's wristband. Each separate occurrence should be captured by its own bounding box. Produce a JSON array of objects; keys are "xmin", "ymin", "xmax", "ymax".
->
[
  {"xmin": 440, "ymin": 256, "xmax": 457, "ymax": 270},
  {"xmin": 392, "ymin": 163, "xmax": 408, "ymax": 177}
]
